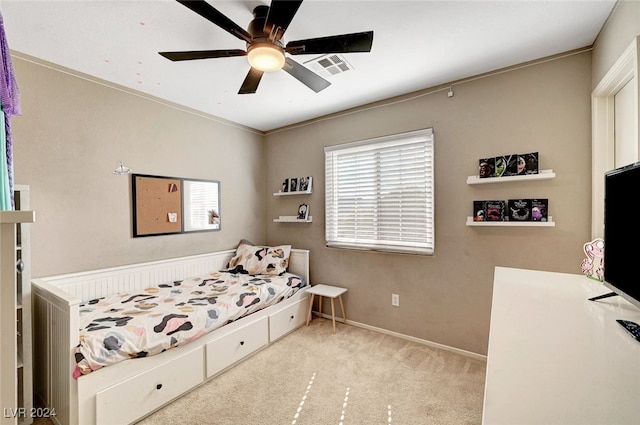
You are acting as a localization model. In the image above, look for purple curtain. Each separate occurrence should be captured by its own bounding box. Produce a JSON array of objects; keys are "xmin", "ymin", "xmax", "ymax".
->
[{"xmin": 0, "ymin": 11, "xmax": 20, "ymax": 209}]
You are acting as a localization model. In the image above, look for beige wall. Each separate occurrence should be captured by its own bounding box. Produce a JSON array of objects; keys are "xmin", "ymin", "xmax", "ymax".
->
[
  {"xmin": 11, "ymin": 48, "xmax": 594, "ymax": 357},
  {"xmin": 265, "ymin": 52, "xmax": 593, "ymax": 355},
  {"xmin": 11, "ymin": 56, "xmax": 266, "ymax": 277},
  {"xmin": 592, "ymin": 0, "xmax": 640, "ymax": 89}
]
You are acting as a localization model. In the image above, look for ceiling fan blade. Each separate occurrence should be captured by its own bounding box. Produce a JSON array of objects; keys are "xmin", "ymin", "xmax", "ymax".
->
[
  {"xmin": 238, "ymin": 68, "xmax": 264, "ymax": 94},
  {"xmin": 286, "ymin": 31, "xmax": 374, "ymax": 55},
  {"xmin": 159, "ymin": 49, "xmax": 246, "ymax": 61},
  {"xmin": 264, "ymin": 0, "xmax": 303, "ymax": 42},
  {"xmin": 176, "ymin": 0, "xmax": 253, "ymax": 44},
  {"xmin": 282, "ymin": 57, "xmax": 330, "ymax": 93}
]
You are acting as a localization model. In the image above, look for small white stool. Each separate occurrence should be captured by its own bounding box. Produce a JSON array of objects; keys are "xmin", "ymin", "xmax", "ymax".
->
[{"xmin": 306, "ymin": 284, "xmax": 347, "ymax": 333}]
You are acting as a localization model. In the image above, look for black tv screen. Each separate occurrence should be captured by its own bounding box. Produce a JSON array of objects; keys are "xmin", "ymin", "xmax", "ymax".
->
[{"xmin": 604, "ymin": 162, "xmax": 640, "ymax": 310}]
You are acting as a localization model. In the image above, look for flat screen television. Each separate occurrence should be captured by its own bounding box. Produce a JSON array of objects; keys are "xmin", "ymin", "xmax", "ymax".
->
[{"xmin": 601, "ymin": 161, "xmax": 640, "ymax": 310}]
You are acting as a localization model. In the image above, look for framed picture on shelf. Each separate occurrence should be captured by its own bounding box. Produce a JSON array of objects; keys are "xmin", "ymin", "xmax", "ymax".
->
[
  {"xmin": 298, "ymin": 176, "xmax": 312, "ymax": 192},
  {"xmin": 519, "ymin": 152, "xmax": 539, "ymax": 175},
  {"xmin": 479, "ymin": 157, "xmax": 495, "ymax": 178},
  {"xmin": 289, "ymin": 178, "xmax": 298, "ymax": 192},
  {"xmin": 297, "ymin": 203, "xmax": 309, "ymax": 220},
  {"xmin": 282, "ymin": 178, "xmax": 290, "ymax": 192}
]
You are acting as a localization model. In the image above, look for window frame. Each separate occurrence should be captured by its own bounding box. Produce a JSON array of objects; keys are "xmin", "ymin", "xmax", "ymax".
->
[{"xmin": 324, "ymin": 128, "xmax": 434, "ymax": 255}]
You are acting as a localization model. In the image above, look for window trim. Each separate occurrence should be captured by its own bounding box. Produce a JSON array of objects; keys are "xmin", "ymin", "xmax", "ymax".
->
[{"xmin": 324, "ymin": 128, "xmax": 434, "ymax": 255}]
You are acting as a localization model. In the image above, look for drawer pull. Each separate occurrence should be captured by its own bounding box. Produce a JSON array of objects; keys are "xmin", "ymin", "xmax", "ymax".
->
[
  {"xmin": 156, "ymin": 384, "xmax": 162, "ymax": 390},
  {"xmin": 290, "ymin": 315, "xmax": 295, "ymax": 320},
  {"xmin": 239, "ymin": 340, "xmax": 245, "ymax": 346}
]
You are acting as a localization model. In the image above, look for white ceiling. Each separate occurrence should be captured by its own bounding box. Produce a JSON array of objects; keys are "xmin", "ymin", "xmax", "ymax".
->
[{"xmin": 0, "ymin": 0, "xmax": 616, "ymax": 132}]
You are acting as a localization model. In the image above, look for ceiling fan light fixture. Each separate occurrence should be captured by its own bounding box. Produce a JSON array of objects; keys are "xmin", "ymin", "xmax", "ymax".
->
[{"xmin": 247, "ymin": 43, "xmax": 285, "ymax": 72}]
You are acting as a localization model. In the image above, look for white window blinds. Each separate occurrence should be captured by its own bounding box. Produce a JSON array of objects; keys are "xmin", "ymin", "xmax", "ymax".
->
[
  {"xmin": 183, "ymin": 180, "xmax": 220, "ymax": 231},
  {"xmin": 325, "ymin": 128, "xmax": 434, "ymax": 255}
]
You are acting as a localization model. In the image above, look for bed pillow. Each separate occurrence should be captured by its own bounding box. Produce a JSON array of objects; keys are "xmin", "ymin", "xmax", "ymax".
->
[
  {"xmin": 223, "ymin": 239, "xmax": 255, "ymax": 270},
  {"xmin": 224, "ymin": 243, "xmax": 291, "ymax": 275},
  {"xmin": 224, "ymin": 239, "xmax": 256, "ymax": 266}
]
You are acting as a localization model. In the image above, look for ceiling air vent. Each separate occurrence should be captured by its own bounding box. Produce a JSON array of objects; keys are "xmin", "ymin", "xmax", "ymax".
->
[{"xmin": 305, "ymin": 54, "xmax": 353, "ymax": 78}]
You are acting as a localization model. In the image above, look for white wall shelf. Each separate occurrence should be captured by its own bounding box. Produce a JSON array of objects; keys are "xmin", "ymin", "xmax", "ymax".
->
[
  {"xmin": 273, "ymin": 216, "xmax": 313, "ymax": 223},
  {"xmin": 273, "ymin": 190, "xmax": 313, "ymax": 196},
  {"xmin": 273, "ymin": 182, "xmax": 312, "ymax": 223},
  {"xmin": 1, "ymin": 185, "xmax": 35, "ymax": 425},
  {"xmin": 466, "ymin": 216, "xmax": 555, "ymax": 227},
  {"xmin": 467, "ymin": 169, "xmax": 555, "ymax": 185}
]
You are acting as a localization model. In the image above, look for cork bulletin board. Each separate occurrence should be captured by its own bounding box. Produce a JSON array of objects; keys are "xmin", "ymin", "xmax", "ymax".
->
[{"xmin": 132, "ymin": 174, "xmax": 183, "ymax": 237}]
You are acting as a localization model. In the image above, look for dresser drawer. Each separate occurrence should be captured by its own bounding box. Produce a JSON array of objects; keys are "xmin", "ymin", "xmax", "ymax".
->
[
  {"xmin": 205, "ymin": 316, "xmax": 268, "ymax": 378},
  {"xmin": 95, "ymin": 346, "xmax": 204, "ymax": 424},
  {"xmin": 269, "ymin": 297, "xmax": 309, "ymax": 342}
]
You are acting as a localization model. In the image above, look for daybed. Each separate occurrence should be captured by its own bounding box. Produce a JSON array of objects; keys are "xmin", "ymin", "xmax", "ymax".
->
[{"xmin": 32, "ymin": 246, "xmax": 310, "ymax": 425}]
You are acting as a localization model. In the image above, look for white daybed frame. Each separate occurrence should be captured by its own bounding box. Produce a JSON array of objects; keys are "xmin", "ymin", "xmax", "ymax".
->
[{"xmin": 32, "ymin": 248, "xmax": 310, "ymax": 425}]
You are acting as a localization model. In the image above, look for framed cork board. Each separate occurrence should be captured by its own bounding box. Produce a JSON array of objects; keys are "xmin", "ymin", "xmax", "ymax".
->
[
  {"xmin": 132, "ymin": 174, "xmax": 183, "ymax": 237},
  {"xmin": 131, "ymin": 173, "xmax": 221, "ymax": 237}
]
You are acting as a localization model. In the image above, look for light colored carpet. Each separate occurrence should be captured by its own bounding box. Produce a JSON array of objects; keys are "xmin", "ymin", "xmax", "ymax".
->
[{"xmin": 136, "ymin": 319, "xmax": 486, "ymax": 425}]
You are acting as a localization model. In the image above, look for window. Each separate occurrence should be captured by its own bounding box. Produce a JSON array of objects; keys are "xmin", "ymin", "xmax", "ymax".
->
[
  {"xmin": 183, "ymin": 179, "xmax": 221, "ymax": 232},
  {"xmin": 325, "ymin": 128, "xmax": 434, "ymax": 255}
]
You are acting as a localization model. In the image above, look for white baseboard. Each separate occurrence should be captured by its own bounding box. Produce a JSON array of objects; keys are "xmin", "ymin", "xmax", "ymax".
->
[{"xmin": 312, "ymin": 312, "xmax": 487, "ymax": 361}]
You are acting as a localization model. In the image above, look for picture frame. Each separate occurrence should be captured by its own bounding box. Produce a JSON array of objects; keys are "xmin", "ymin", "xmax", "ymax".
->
[
  {"xmin": 282, "ymin": 178, "xmax": 290, "ymax": 192},
  {"xmin": 479, "ymin": 157, "xmax": 495, "ymax": 178},
  {"xmin": 289, "ymin": 178, "xmax": 298, "ymax": 192},
  {"xmin": 297, "ymin": 203, "xmax": 309, "ymax": 220},
  {"xmin": 298, "ymin": 176, "xmax": 312, "ymax": 192}
]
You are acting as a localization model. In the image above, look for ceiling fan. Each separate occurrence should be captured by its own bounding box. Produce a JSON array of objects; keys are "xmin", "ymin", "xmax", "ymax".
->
[{"xmin": 159, "ymin": 0, "xmax": 374, "ymax": 94}]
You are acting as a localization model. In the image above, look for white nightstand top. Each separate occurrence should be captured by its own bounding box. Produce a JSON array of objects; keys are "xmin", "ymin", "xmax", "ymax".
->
[{"xmin": 306, "ymin": 284, "xmax": 347, "ymax": 298}]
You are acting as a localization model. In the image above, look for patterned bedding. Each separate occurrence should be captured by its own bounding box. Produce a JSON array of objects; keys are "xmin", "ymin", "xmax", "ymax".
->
[{"xmin": 73, "ymin": 270, "xmax": 306, "ymax": 378}]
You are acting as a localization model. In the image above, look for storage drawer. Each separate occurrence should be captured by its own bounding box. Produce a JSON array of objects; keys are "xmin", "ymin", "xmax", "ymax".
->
[
  {"xmin": 269, "ymin": 297, "xmax": 308, "ymax": 342},
  {"xmin": 95, "ymin": 346, "xmax": 204, "ymax": 424},
  {"xmin": 205, "ymin": 316, "xmax": 268, "ymax": 378}
]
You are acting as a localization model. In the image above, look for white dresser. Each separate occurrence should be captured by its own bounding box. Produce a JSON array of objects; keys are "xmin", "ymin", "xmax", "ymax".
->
[{"xmin": 483, "ymin": 267, "xmax": 640, "ymax": 425}]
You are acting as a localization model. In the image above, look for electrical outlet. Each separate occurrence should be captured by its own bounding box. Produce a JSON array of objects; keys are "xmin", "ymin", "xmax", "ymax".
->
[{"xmin": 392, "ymin": 294, "xmax": 400, "ymax": 307}]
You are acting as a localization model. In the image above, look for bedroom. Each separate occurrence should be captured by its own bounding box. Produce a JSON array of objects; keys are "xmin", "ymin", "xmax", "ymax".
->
[{"xmin": 1, "ymin": 0, "xmax": 639, "ymax": 424}]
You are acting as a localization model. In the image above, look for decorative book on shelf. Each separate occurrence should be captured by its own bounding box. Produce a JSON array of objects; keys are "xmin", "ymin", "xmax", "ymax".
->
[
  {"xmin": 472, "ymin": 198, "xmax": 550, "ymax": 224},
  {"xmin": 473, "ymin": 200, "xmax": 506, "ymax": 222},
  {"xmin": 477, "ymin": 151, "xmax": 540, "ymax": 179},
  {"xmin": 507, "ymin": 199, "xmax": 532, "ymax": 222},
  {"xmin": 495, "ymin": 154, "xmax": 519, "ymax": 177},
  {"xmin": 279, "ymin": 176, "xmax": 313, "ymax": 194},
  {"xmin": 531, "ymin": 199, "xmax": 548, "ymax": 222}
]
